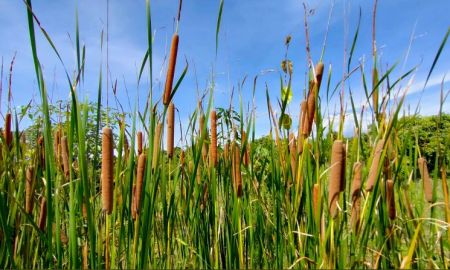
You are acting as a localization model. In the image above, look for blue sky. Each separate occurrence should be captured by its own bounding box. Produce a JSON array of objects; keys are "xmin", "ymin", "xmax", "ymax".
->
[{"xmin": 0, "ymin": 0, "xmax": 449, "ymax": 141}]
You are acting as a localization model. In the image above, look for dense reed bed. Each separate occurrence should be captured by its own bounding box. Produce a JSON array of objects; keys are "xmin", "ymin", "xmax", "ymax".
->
[{"xmin": 0, "ymin": 0, "xmax": 449, "ymax": 269}]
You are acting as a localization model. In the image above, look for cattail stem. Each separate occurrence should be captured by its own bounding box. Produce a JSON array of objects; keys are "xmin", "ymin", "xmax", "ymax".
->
[
  {"xmin": 418, "ymin": 157, "xmax": 434, "ymax": 203},
  {"xmin": 210, "ymin": 110, "xmax": 217, "ymax": 167},
  {"xmin": 101, "ymin": 127, "xmax": 114, "ymax": 214},
  {"xmin": 163, "ymin": 34, "xmax": 179, "ymax": 105},
  {"xmin": 386, "ymin": 179, "xmax": 396, "ymax": 220},
  {"xmin": 329, "ymin": 140, "xmax": 344, "ymax": 218},
  {"xmin": 167, "ymin": 103, "xmax": 175, "ymax": 159},
  {"xmin": 366, "ymin": 139, "xmax": 384, "ymax": 191}
]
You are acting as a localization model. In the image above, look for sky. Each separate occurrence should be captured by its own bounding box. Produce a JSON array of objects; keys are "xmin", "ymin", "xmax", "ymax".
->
[{"xmin": 0, "ymin": 0, "xmax": 449, "ymax": 142}]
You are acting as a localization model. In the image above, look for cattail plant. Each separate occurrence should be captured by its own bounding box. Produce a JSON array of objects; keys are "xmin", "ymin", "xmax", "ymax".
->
[
  {"xmin": 38, "ymin": 197, "xmax": 47, "ymax": 231},
  {"xmin": 366, "ymin": 139, "xmax": 384, "ymax": 191},
  {"xmin": 289, "ymin": 132, "xmax": 297, "ymax": 181},
  {"xmin": 163, "ymin": 33, "xmax": 179, "ymax": 105},
  {"xmin": 313, "ymin": 183, "xmax": 320, "ymax": 217},
  {"xmin": 131, "ymin": 184, "xmax": 137, "ymax": 220},
  {"xmin": 210, "ymin": 110, "xmax": 218, "ymax": 167},
  {"xmin": 61, "ymin": 136, "xmax": 70, "ymax": 177},
  {"xmin": 137, "ymin": 131, "xmax": 143, "ymax": 156},
  {"xmin": 180, "ymin": 150, "xmax": 185, "ymax": 169},
  {"xmin": 350, "ymin": 162, "xmax": 362, "ymax": 230},
  {"xmin": 242, "ymin": 130, "xmax": 250, "ymax": 167},
  {"xmin": 135, "ymin": 153, "xmax": 146, "ymax": 213},
  {"xmin": 386, "ymin": 179, "xmax": 396, "ymax": 220},
  {"xmin": 329, "ymin": 140, "xmax": 345, "ymax": 218},
  {"xmin": 101, "ymin": 127, "xmax": 114, "ymax": 214},
  {"xmin": 167, "ymin": 103, "xmax": 175, "ymax": 159},
  {"xmin": 303, "ymin": 63, "xmax": 325, "ymax": 137},
  {"xmin": 418, "ymin": 157, "xmax": 434, "ymax": 203},
  {"xmin": 123, "ymin": 135, "xmax": 130, "ymax": 161},
  {"xmin": 232, "ymin": 143, "xmax": 242, "ymax": 197},
  {"xmin": 4, "ymin": 112, "xmax": 12, "ymax": 148},
  {"xmin": 152, "ymin": 123, "xmax": 163, "ymax": 170},
  {"xmin": 25, "ymin": 166, "xmax": 35, "ymax": 214},
  {"xmin": 82, "ymin": 244, "xmax": 89, "ymax": 270}
]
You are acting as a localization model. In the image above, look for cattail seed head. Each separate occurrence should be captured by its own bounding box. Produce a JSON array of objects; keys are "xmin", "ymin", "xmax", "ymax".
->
[
  {"xmin": 167, "ymin": 103, "xmax": 175, "ymax": 159},
  {"xmin": 366, "ymin": 139, "xmax": 384, "ymax": 191},
  {"xmin": 163, "ymin": 33, "xmax": 179, "ymax": 105},
  {"xmin": 386, "ymin": 179, "xmax": 396, "ymax": 220},
  {"xmin": 61, "ymin": 136, "xmax": 70, "ymax": 177},
  {"xmin": 418, "ymin": 157, "xmax": 434, "ymax": 203},
  {"xmin": 180, "ymin": 150, "xmax": 185, "ymax": 169},
  {"xmin": 350, "ymin": 162, "xmax": 362, "ymax": 230},
  {"xmin": 313, "ymin": 183, "xmax": 320, "ymax": 217},
  {"xmin": 329, "ymin": 140, "xmax": 344, "ymax": 218},
  {"xmin": 340, "ymin": 143, "xmax": 347, "ymax": 192},
  {"xmin": 210, "ymin": 110, "xmax": 218, "ymax": 167},
  {"xmin": 289, "ymin": 133, "xmax": 297, "ymax": 181},
  {"xmin": 101, "ymin": 127, "xmax": 114, "ymax": 214},
  {"xmin": 135, "ymin": 153, "xmax": 146, "ymax": 213},
  {"xmin": 137, "ymin": 131, "xmax": 143, "ymax": 155},
  {"xmin": 4, "ymin": 113, "xmax": 12, "ymax": 148},
  {"xmin": 82, "ymin": 244, "xmax": 89, "ymax": 270},
  {"xmin": 314, "ymin": 62, "xmax": 325, "ymax": 90},
  {"xmin": 232, "ymin": 143, "xmax": 243, "ymax": 197},
  {"xmin": 242, "ymin": 131, "xmax": 250, "ymax": 167},
  {"xmin": 131, "ymin": 184, "xmax": 137, "ymax": 220},
  {"xmin": 25, "ymin": 166, "xmax": 35, "ymax": 214},
  {"xmin": 38, "ymin": 197, "xmax": 47, "ymax": 231},
  {"xmin": 123, "ymin": 135, "xmax": 130, "ymax": 161},
  {"xmin": 152, "ymin": 123, "xmax": 163, "ymax": 170}
]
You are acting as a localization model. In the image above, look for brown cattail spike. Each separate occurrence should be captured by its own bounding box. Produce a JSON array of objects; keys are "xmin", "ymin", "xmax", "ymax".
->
[
  {"xmin": 314, "ymin": 62, "xmax": 325, "ymax": 91},
  {"xmin": 4, "ymin": 113, "xmax": 12, "ymax": 148},
  {"xmin": 386, "ymin": 179, "xmax": 396, "ymax": 220},
  {"xmin": 131, "ymin": 185, "xmax": 137, "ymax": 220},
  {"xmin": 152, "ymin": 123, "xmax": 163, "ymax": 170},
  {"xmin": 366, "ymin": 139, "xmax": 384, "ymax": 191},
  {"xmin": 82, "ymin": 244, "xmax": 89, "ymax": 270},
  {"xmin": 232, "ymin": 144, "xmax": 243, "ymax": 197},
  {"xmin": 101, "ymin": 127, "xmax": 114, "ymax": 214},
  {"xmin": 38, "ymin": 197, "xmax": 47, "ymax": 231},
  {"xmin": 167, "ymin": 103, "xmax": 175, "ymax": 159},
  {"xmin": 313, "ymin": 183, "xmax": 320, "ymax": 218},
  {"xmin": 210, "ymin": 110, "xmax": 218, "ymax": 167},
  {"xmin": 135, "ymin": 154, "xmax": 147, "ymax": 213},
  {"xmin": 61, "ymin": 136, "xmax": 70, "ymax": 177},
  {"xmin": 350, "ymin": 162, "xmax": 362, "ymax": 230},
  {"xmin": 163, "ymin": 34, "xmax": 179, "ymax": 105},
  {"xmin": 137, "ymin": 131, "xmax": 143, "ymax": 155},
  {"xmin": 289, "ymin": 133, "xmax": 297, "ymax": 182},
  {"xmin": 25, "ymin": 166, "xmax": 35, "ymax": 214},
  {"xmin": 340, "ymin": 143, "xmax": 347, "ymax": 192},
  {"xmin": 418, "ymin": 157, "xmax": 434, "ymax": 203},
  {"xmin": 329, "ymin": 140, "xmax": 344, "ymax": 218}
]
